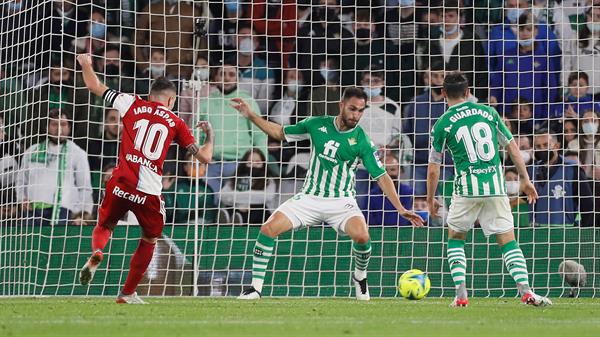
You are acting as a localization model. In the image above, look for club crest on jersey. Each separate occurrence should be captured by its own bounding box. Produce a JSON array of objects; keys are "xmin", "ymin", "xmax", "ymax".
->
[
  {"xmin": 318, "ymin": 126, "xmax": 328, "ymax": 133},
  {"xmin": 348, "ymin": 137, "xmax": 357, "ymax": 146}
]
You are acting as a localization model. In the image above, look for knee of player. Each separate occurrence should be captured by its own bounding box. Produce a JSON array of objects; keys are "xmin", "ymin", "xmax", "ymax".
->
[
  {"xmin": 352, "ymin": 232, "xmax": 370, "ymax": 244},
  {"xmin": 141, "ymin": 236, "xmax": 159, "ymax": 244},
  {"xmin": 259, "ymin": 224, "xmax": 279, "ymax": 238}
]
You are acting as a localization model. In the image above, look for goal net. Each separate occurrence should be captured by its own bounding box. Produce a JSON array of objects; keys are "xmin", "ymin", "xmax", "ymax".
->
[{"xmin": 0, "ymin": 0, "xmax": 597, "ymax": 298}]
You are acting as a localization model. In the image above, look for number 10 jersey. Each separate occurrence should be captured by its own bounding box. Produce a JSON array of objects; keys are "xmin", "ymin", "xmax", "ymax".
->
[
  {"xmin": 429, "ymin": 101, "xmax": 514, "ymax": 198},
  {"xmin": 103, "ymin": 89, "xmax": 196, "ymax": 196}
]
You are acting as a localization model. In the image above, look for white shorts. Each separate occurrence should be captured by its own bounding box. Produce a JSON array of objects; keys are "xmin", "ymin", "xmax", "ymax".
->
[
  {"xmin": 446, "ymin": 196, "xmax": 514, "ymax": 237},
  {"xmin": 273, "ymin": 194, "xmax": 364, "ymax": 235}
]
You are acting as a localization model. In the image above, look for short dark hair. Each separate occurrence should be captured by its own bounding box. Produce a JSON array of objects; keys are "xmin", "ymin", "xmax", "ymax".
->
[
  {"xmin": 342, "ymin": 87, "xmax": 368, "ymax": 102},
  {"xmin": 48, "ymin": 108, "xmax": 68, "ymax": 120},
  {"xmin": 150, "ymin": 76, "xmax": 176, "ymax": 95},
  {"xmin": 443, "ymin": 71, "xmax": 469, "ymax": 99},
  {"xmin": 568, "ymin": 71, "xmax": 589, "ymax": 85},
  {"xmin": 362, "ymin": 64, "xmax": 385, "ymax": 82}
]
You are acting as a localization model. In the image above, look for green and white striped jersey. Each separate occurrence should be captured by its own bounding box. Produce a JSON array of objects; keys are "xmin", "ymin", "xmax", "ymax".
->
[
  {"xmin": 429, "ymin": 101, "xmax": 513, "ymax": 197},
  {"xmin": 283, "ymin": 116, "xmax": 386, "ymax": 198}
]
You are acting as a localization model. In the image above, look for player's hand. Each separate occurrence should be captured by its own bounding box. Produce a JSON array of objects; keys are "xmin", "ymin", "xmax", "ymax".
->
[
  {"xmin": 427, "ymin": 198, "xmax": 443, "ymax": 218},
  {"xmin": 399, "ymin": 209, "xmax": 425, "ymax": 227},
  {"xmin": 77, "ymin": 54, "xmax": 93, "ymax": 67},
  {"xmin": 195, "ymin": 121, "xmax": 213, "ymax": 136},
  {"xmin": 522, "ymin": 180, "xmax": 538, "ymax": 204},
  {"xmin": 230, "ymin": 97, "xmax": 254, "ymax": 118}
]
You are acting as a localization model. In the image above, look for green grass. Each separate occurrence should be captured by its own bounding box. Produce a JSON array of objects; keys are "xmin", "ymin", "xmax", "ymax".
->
[{"xmin": 0, "ymin": 297, "xmax": 599, "ymax": 337}]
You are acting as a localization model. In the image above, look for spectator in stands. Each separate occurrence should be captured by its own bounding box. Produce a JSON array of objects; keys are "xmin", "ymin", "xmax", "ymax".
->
[
  {"xmin": 163, "ymin": 152, "xmax": 216, "ymax": 224},
  {"xmin": 220, "ymin": 148, "xmax": 276, "ymax": 224},
  {"xmin": 0, "ymin": 114, "xmax": 18, "ymax": 219},
  {"xmin": 72, "ymin": 7, "xmax": 112, "ymax": 54},
  {"xmin": 560, "ymin": 72, "xmax": 600, "ymax": 118},
  {"xmin": 383, "ymin": 0, "xmax": 422, "ymax": 102},
  {"xmin": 236, "ymin": 23, "xmax": 276, "ymax": 115},
  {"xmin": 403, "ymin": 61, "xmax": 453, "ymax": 196},
  {"xmin": 556, "ymin": 2, "xmax": 600, "ymax": 97},
  {"xmin": 567, "ymin": 110, "xmax": 600, "ymax": 180},
  {"xmin": 340, "ymin": 9, "xmax": 385, "ymax": 86},
  {"xmin": 296, "ymin": 0, "xmax": 349, "ymax": 86},
  {"xmin": 269, "ymin": 68, "xmax": 304, "ymax": 126},
  {"xmin": 530, "ymin": 132, "xmax": 594, "ymax": 227},
  {"xmin": 15, "ymin": 109, "xmax": 93, "ymax": 226},
  {"xmin": 311, "ymin": 57, "xmax": 342, "ymax": 117},
  {"xmin": 251, "ymin": 0, "xmax": 297, "ymax": 68},
  {"xmin": 46, "ymin": 0, "xmax": 81, "ymax": 56},
  {"xmin": 362, "ymin": 152, "xmax": 413, "ymax": 226},
  {"xmin": 418, "ymin": 1, "xmax": 488, "ymax": 101},
  {"xmin": 516, "ymin": 135, "xmax": 533, "ymax": 165},
  {"xmin": 87, "ymin": 108, "xmax": 120, "ymax": 175},
  {"xmin": 135, "ymin": 49, "xmax": 171, "ymax": 98},
  {"xmin": 505, "ymin": 167, "xmax": 530, "ymax": 227},
  {"xmin": 562, "ymin": 119, "xmax": 578, "ymax": 148},
  {"xmin": 94, "ymin": 45, "xmax": 135, "ymax": 93},
  {"xmin": 198, "ymin": 59, "xmax": 268, "ymax": 193},
  {"xmin": 508, "ymin": 98, "xmax": 535, "ymax": 135},
  {"xmin": 179, "ymin": 54, "xmax": 218, "ymax": 128},
  {"xmin": 0, "ymin": 67, "xmax": 24, "ymax": 141},
  {"xmin": 135, "ymin": 0, "xmax": 201, "ymax": 78},
  {"xmin": 488, "ymin": 0, "xmax": 561, "ymax": 78},
  {"xmin": 208, "ymin": 1, "xmax": 242, "ymax": 64},
  {"xmin": 92, "ymin": 161, "xmax": 118, "ymax": 219},
  {"xmin": 489, "ymin": 12, "xmax": 561, "ymax": 119}
]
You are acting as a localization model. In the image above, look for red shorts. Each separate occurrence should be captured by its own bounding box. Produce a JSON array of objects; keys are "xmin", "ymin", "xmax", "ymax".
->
[{"xmin": 97, "ymin": 178, "xmax": 165, "ymax": 238}]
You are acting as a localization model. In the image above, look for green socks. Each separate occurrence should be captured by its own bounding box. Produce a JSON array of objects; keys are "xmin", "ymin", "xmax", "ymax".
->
[
  {"xmin": 447, "ymin": 239, "xmax": 467, "ymax": 287},
  {"xmin": 251, "ymin": 232, "xmax": 275, "ymax": 293},
  {"xmin": 502, "ymin": 240, "xmax": 530, "ymax": 288},
  {"xmin": 352, "ymin": 240, "xmax": 372, "ymax": 280}
]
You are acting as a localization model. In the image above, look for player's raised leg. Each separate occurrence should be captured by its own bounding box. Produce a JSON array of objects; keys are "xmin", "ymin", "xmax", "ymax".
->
[
  {"xmin": 80, "ymin": 180, "xmax": 127, "ymax": 286},
  {"xmin": 447, "ymin": 229, "xmax": 469, "ymax": 307},
  {"xmin": 238, "ymin": 211, "xmax": 294, "ymax": 299},
  {"xmin": 496, "ymin": 231, "xmax": 552, "ymax": 307},
  {"xmin": 345, "ymin": 216, "xmax": 372, "ymax": 301}
]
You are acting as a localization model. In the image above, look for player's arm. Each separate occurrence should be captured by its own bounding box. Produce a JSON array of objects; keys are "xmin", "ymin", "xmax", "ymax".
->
[
  {"xmin": 230, "ymin": 97, "xmax": 285, "ymax": 141},
  {"xmin": 375, "ymin": 173, "xmax": 424, "ymax": 227},
  {"xmin": 77, "ymin": 54, "xmax": 108, "ymax": 97},
  {"xmin": 427, "ymin": 124, "xmax": 445, "ymax": 217},
  {"xmin": 426, "ymin": 162, "xmax": 442, "ymax": 217},
  {"xmin": 506, "ymin": 140, "xmax": 538, "ymax": 204},
  {"xmin": 188, "ymin": 121, "xmax": 214, "ymax": 164}
]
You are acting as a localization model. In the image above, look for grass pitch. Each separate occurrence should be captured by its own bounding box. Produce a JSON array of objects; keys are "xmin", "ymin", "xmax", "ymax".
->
[{"xmin": 0, "ymin": 297, "xmax": 598, "ymax": 337}]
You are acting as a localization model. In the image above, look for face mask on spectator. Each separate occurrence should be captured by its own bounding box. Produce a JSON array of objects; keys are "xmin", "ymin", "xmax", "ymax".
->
[
  {"xmin": 320, "ymin": 68, "xmax": 338, "ymax": 83},
  {"xmin": 194, "ymin": 68, "xmax": 210, "ymax": 81},
  {"xmin": 506, "ymin": 181, "xmax": 520, "ymax": 196},
  {"xmin": 105, "ymin": 64, "xmax": 119, "ymax": 76},
  {"xmin": 444, "ymin": 24, "xmax": 459, "ymax": 36},
  {"xmin": 239, "ymin": 38, "xmax": 255, "ymax": 55},
  {"xmin": 355, "ymin": 28, "xmax": 372, "ymax": 39},
  {"xmin": 587, "ymin": 22, "xmax": 600, "ymax": 33},
  {"xmin": 520, "ymin": 150, "xmax": 531, "ymax": 164},
  {"xmin": 506, "ymin": 8, "xmax": 524, "ymax": 23},
  {"xmin": 286, "ymin": 80, "xmax": 300, "ymax": 95},
  {"xmin": 363, "ymin": 86, "xmax": 382, "ymax": 98},
  {"xmin": 519, "ymin": 38, "xmax": 534, "ymax": 47},
  {"xmin": 150, "ymin": 64, "xmax": 165, "ymax": 76},
  {"xmin": 91, "ymin": 22, "xmax": 106, "ymax": 39},
  {"xmin": 400, "ymin": 0, "xmax": 415, "ymax": 7},
  {"xmin": 582, "ymin": 122, "xmax": 599, "ymax": 135},
  {"xmin": 224, "ymin": 0, "xmax": 237, "ymax": 13},
  {"xmin": 534, "ymin": 149, "xmax": 551, "ymax": 164}
]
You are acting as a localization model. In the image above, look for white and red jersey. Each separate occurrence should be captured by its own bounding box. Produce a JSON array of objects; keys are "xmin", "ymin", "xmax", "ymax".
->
[{"xmin": 103, "ymin": 89, "xmax": 196, "ymax": 195}]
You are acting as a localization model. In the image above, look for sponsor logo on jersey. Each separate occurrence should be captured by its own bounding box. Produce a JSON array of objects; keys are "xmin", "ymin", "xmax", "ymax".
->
[
  {"xmin": 126, "ymin": 153, "xmax": 158, "ymax": 172},
  {"xmin": 468, "ymin": 165, "xmax": 497, "ymax": 175},
  {"xmin": 344, "ymin": 203, "xmax": 354, "ymax": 209},
  {"xmin": 318, "ymin": 126, "xmax": 328, "ymax": 133},
  {"xmin": 112, "ymin": 186, "xmax": 147, "ymax": 204},
  {"xmin": 318, "ymin": 140, "xmax": 340, "ymax": 163}
]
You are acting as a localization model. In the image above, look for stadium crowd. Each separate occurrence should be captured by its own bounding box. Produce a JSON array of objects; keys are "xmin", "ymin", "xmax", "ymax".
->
[{"xmin": 0, "ymin": 0, "xmax": 598, "ymax": 227}]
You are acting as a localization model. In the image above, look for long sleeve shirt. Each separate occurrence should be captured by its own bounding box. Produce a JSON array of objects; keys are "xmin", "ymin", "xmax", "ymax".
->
[{"xmin": 16, "ymin": 140, "xmax": 93, "ymax": 214}]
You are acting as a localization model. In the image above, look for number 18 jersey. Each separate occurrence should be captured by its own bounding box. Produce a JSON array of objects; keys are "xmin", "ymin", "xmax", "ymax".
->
[
  {"xmin": 429, "ymin": 101, "xmax": 513, "ymax": 197},
  {"xmin": 103, "ymin": 89, "xmax": 196, "ymax": 196}
]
